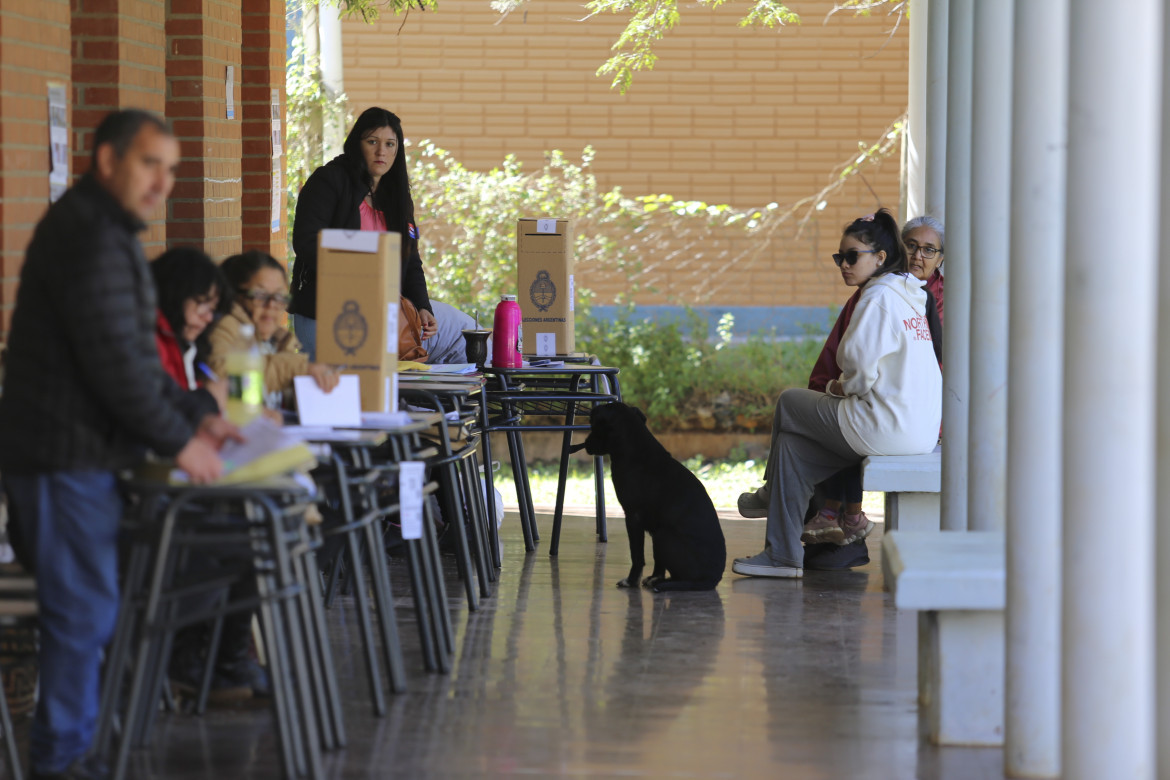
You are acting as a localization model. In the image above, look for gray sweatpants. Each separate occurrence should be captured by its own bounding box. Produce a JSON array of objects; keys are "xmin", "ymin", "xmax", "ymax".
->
[{"xmin": 763, "ymin": 388, "xmax": 862, "ymax": 568}]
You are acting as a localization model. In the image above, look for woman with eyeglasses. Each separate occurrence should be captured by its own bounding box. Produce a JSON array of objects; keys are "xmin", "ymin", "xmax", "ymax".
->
[
  {"xmin": 151, "ymin": 246, "xmax": 231, "ymax": 411},
  {"xmin": 208, "ymin": 250, "xmax": 340, "ymax": 408},
  {"xmin": 733, "ymin": 209, "xmax": 942, "ymax": 579}
]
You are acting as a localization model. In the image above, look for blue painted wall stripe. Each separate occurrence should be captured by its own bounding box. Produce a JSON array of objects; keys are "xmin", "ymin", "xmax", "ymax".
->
[{"xmin": 585, "ymin": 305, "xmax": 837, "ymax": 340}]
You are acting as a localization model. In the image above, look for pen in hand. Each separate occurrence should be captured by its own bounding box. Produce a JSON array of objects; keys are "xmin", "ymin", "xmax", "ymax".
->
[{"xmin": 197, "ymin": 362, "xmax": 220, "ymax": 383}]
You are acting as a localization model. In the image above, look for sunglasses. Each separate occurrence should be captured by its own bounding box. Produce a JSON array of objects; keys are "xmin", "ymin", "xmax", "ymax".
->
[
  {"xmin": 832, "ymin": 249, "xmax": 877, "ymax": 267},
  {"xmin": 242, "ymin": 289, "xmax": 291, "ymax": 308}
]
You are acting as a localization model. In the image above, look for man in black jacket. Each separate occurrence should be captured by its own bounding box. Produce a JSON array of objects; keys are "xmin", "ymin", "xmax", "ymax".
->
[{"xmin": 0, "ymin": 110, "xmax": 234, "ymax": 780}]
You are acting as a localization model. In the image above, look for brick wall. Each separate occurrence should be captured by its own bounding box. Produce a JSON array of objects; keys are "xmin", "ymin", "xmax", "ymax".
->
[
  {"xmin": 0, "ymin": 2, "xmax": 287, "ymax": 339},
  {"xmin": 165, "ymin": 0, "xmax": 243, "ymax": 260},
  {"xmin": 240, "ymin": 0, "xmax": 286, "ymax": 263},
  {"xmin": 72, "ymin": 0, "xmax": 168, "ymax": 252},
  {"xmin": 341, "ymin": 0, "xmax": 909, "ymax": 311},
  {"xmin": 0, "ymin": 0, "xmax": 72, "ymax": 333}
]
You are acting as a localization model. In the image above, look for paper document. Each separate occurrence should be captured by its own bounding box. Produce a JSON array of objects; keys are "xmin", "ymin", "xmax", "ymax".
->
[
  {"xmin": 359, "ymin": 411, "xmax": 414, "ymax": 429},
  {"xmin": 426, "ymin": 363, "xmax": 477, "ymax": 375},
  {"xmin": 282, "ymin": 425, "xmax": 371, "ymax": 442},
  {"xmin": 169, "ymin": 417, "xmax": 316, "ymax": 485},
  {"xmin": 295, "ymin": 374, "xmax": 361, "ymax": 427}
]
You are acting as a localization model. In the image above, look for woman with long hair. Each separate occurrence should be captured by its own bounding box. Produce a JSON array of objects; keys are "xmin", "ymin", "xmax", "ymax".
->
[
  {"xmin": 290, "ymin": 107, "xmax": 474, "ymax": 362},
  {"xmin": 150, "ymin": 246, "xmax": 230, "ymax": 399}
]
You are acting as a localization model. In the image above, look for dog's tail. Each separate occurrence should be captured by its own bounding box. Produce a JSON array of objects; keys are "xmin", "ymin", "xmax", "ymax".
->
[
  {"xmin": 650, "ymin": 578, "xmax": 722, "ymax": 593},
  {"xmin": 567, "ymin": 442, "xmax": 587, "ymax": 454}
]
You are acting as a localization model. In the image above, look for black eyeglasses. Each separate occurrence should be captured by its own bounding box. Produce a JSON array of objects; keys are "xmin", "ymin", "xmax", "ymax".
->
[
  {"xmin": 904, "ymin": 240, "xmax": 941, "ymax": 259},
  {"xmin": 241, "ymin": 289, "xmax": 290, "ymax": 308},
  {"xmin": 832, "ymin": 249, "xmax": 877, "ymax": 267}
]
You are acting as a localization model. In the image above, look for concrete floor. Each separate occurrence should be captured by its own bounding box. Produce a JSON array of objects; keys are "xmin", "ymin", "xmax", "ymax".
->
[{"xmin": 9, "ymin": 513, "xmax": 1006, "ymax": 779}]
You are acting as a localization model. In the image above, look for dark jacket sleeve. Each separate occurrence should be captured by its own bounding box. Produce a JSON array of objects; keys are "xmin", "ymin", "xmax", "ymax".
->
[
  {"xmin": 291, "ymin": 166, "xmax": 348, "ymax": 317},
  {"xmin": 56, "ymin": 230, "xmax": 195, "ymax": 457},
  {"xmin": 808, "ymin": 290, "xmax": 862, "ymax": 393},
  {"xmin": 401, "ymin": 232, "xmax": 431, "ymax": 313},
  {"xmin": 168, "ymin": 384, "xmax": 220, "ymax": 424}
]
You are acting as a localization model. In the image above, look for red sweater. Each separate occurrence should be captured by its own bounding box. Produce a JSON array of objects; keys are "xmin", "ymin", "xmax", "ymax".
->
[
  {"xmin": 808, "ymin": 270, "xmax": 944, "ymax": 392},
  {"xmin": 154, "ymin": 310, "xmax": 192, "ymax": 390}
]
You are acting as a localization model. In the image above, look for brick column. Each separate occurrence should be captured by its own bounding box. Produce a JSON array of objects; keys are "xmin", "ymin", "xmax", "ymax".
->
[
  {"xmin": 71, "ymin": 0, "xmax": 168, "ymax": 253},
  {"xmin": 241, "ymin": 0, "xmax": 286, "ymax": 262},
  {"xmin": 165, "ymin": 0, "xmax": 243, "ymax": 259},
  {"xmin": 0, "ymin": 0, "xmax": 72, "ymax": 336}
]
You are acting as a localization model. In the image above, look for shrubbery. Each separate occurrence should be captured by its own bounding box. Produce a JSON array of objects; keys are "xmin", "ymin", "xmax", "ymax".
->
[{"xmin": 577, "ymin": 306, "xmax": 826, "ymax": 432}]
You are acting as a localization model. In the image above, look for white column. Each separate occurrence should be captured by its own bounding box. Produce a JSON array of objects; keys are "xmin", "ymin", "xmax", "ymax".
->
[
  {"xmin": 966, "ymin": 0, "xmax": 1012, "ymax": 532},
  {"xmin": 940, "ymin": 0, "xmax": 972, "ymax": 532},
  {"xmin": 1063, "ymin": 1, "xmax": 1160, "ymax": 778},
  {"xmin": 318, "ymin": 4, "xmax": 346, "ymax": 158},
  {"xmin": 904, "ymin": 0, "xmax": 928, "ymax": 222},
  {"xmin": 1159, "ymin": 4, "xmax": 1170, "ymax": 774},
  {"xmin": 924, "ymin": 0, "xmax": 948, "ymax": 219},
  {"xmin": 1004, "ymin": 0, "xmax": 1067, "ymax": 775}
]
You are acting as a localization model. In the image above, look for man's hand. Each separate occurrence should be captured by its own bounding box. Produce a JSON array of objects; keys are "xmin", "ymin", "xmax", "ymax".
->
[
  {"xmin": 176, "ymin": 436, "xmax": 224, "ymax": 485},
  {"xmin": 197, "ymin": 414, "xmax": 244, "ymax": 448},
  {"xmin": 419, "ymin": 308, "xmax": 438, "ymax": 340},
  {"xmin": 307, "ymin": 362, "xmax": 340, "ymax": 393}
]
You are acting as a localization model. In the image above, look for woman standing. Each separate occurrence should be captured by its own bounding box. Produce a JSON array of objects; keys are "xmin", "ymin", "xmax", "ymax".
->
[
  {"xmin": 733, "ymin": 210, "xmax": 942, "ymax": 578},
  {"xmin": 290, "ymin": 107, "xmax": 472, "ymax": 362}
]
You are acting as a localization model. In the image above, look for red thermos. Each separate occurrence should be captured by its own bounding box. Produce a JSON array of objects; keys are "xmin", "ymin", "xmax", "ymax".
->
[{"xmin": 492, "ymin": 294, "xmax": 523, "ymax": 368}]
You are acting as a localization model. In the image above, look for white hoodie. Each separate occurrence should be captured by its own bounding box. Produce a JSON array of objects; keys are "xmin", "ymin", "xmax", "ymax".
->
[{"xmin": 834, "ymin": 272, "xmax": 942, "ymax": 456}]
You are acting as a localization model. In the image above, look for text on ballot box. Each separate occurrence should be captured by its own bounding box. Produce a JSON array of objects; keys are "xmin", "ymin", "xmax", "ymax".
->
[{"xmin": 399, "ymin": 461, "xmax": 425, "ymax": 540}]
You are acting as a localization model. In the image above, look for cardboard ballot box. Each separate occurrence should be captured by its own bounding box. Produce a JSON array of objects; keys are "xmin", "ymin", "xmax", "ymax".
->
[
  {"xmin": 517, "ymin": 218, "xmax": 575, "ymax": 355},
  {"xmin": 315, "ymin": 229, "xmax": 400, "ymax": 412}
]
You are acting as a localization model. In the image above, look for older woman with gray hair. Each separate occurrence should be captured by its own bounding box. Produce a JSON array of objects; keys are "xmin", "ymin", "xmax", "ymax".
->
[{"xmin": 903, "ymin": 214, "xmax": 945, "ymax": 323}]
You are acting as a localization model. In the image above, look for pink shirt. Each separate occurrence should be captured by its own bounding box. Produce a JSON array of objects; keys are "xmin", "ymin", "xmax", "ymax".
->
[{"xmin": 359, "ymin": 200, "xmax": 386, "ymax": 232}]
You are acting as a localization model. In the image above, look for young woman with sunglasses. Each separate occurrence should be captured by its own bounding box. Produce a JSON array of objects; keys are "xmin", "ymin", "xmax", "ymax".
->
[
  {"xmin": 752, "ymin": 215, "xmax": 946, "ymax": 570},
  {"xmin": 733, "ymin": 209, "xmax": 942, "ymax": 579},
  {"xmin": 208, "ymin": 250, "xmax": 339, "ymax": 407}
]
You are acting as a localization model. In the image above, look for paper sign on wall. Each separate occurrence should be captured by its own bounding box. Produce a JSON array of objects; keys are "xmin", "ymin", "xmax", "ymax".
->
[
  {"xmin": 536, "ymin": 219, "xmax": 557, "ymax": 234},
  {"xmin": 47, "ymin": 84, "xmax": 68, "ymax": 202},
  {"xmin": 226, "ymin": 66, "xmax": 235, "ymax": 119},
  {"xmin": 271, "ymin": 166, "xmax": 281, "ymax": 232}
]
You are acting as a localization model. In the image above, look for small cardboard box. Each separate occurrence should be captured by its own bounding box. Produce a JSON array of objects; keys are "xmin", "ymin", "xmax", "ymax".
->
[
  {"xmin": 315, "ymin": 229, "xmax": 400, "ymax": 412},
  {"xmin": 516, "ymin": 218, "xmax": 575, "ymax": 355}
]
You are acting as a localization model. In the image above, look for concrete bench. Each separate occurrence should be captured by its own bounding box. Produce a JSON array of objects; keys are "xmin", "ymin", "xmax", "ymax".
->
[
  {"xmin": 862, "ymin": 445, "xmax": 941, "ymax": 531},
  {"xmin": 882, "ymin": 529, "xmax": 1005, "ymax": 746}
]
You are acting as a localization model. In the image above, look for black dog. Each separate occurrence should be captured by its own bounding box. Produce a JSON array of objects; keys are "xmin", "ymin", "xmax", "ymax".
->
[{"xmin": 573, "ymin": 402, "xmax": 726, "ymax": 592}]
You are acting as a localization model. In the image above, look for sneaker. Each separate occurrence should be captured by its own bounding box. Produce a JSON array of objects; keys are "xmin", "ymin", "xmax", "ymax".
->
[
  {"xmin": 838, "ymin": 511, "xmax": 875, "ymax": 545},
  {"xmin": 731, "ymin": 550, "xmax": 803, "ymax": 578},
  {"xmin": 737, "ymin": 486, "xmax": 770, "ymax": 518},
  {"xmin": 803, "ymin": 539, "xmax": 870, "ymax": 570},
  {"xmin": 800, "ymin": 510, "xmax": 844, "ymax": 545}
]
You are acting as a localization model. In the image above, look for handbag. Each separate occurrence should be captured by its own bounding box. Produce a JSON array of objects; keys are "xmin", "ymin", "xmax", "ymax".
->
[{"xmin": 398, "ymin": 295, "xmax": 429, "ymax": 362}]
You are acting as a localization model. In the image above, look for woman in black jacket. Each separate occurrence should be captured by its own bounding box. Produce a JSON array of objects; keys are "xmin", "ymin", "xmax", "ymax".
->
[{"xmin": 291, "ymin": 107, "xmax": 474, "ymax": 362}]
